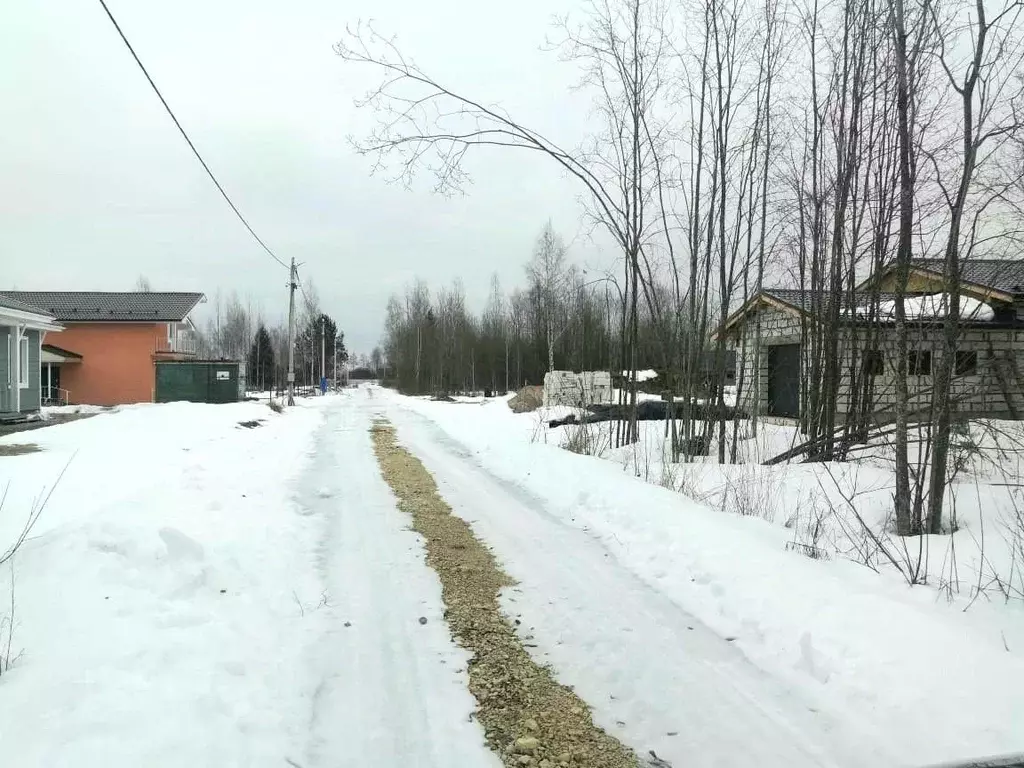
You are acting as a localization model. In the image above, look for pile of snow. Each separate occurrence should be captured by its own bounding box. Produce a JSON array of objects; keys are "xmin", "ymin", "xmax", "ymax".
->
[
  {"xmin": 39, "ymin": 403, "xmax": 112, "ymax": 418},
  {"xmin": 386, "ymin": 390, "xmax": 1024, "ymax": 765},
  {"xmin": 851, "ymin": 292, "xmax": 995, "ymax": 321},
  {"xmin": 620, "ymin": 369, "xmax": 659, "ymax": 382},
  {"xmin": 0, "ymin": 401, "xmax": 325, "ymax": 765}
]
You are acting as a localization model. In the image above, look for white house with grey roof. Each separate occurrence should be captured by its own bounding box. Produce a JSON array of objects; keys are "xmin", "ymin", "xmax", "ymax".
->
[
  {"xmin": 721, "ymin": 259, "xmax": 1024, "ymax": 422},
  {"xmin": 0, "ymin": 295, "xmax": 63, "ymax": 419}
]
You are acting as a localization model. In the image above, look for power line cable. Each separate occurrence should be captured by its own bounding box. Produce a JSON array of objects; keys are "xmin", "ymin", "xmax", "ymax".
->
[
  {"xmin": 96, "ymin": 0, "xmax": 289, "ymax": 271},
  {"xmin": 295, "ymin": 272, "xmax": 313, "ymax": 307}
]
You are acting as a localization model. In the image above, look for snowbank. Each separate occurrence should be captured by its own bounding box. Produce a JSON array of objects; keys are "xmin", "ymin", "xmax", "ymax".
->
[
  {"xmin": 0, "ymin": 401, "xmax": 325, "ymax": 765},
  {"xmin": 386, "ymin": 390, "xmax": 1024, "ymax": 765},
  {"xmin": 40, "ymin": 404, "xmax": 113, "ymax": 418}
]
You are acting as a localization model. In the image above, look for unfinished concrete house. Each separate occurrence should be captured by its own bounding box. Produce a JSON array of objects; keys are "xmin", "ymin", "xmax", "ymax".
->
[{"xmin": 721, "ymin": 259, "xmax": 1024, "ymax": 422}]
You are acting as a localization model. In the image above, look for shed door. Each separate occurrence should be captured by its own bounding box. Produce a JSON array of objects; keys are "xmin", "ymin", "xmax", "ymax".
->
[
  {"xmin": 767, "ymin": 344, "xmax": 801, "ymax": 418},
  {"xmin": 155, "ymin": 363, "xmax": 209, "ymax": 403},
  {"xmin": 206, "ymin": 365, "xmax": 238, "ymax": 403}
]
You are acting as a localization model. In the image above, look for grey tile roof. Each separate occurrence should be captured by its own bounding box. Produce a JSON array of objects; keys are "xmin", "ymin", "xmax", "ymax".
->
[
  {"xmin": 0, "ymin": 294, "xmax": 57, "ymax": 318},
  {"xmin": 764, "ymin": 288, "xmax": 900, "ymax": 312},
  {"xmin": 0, "ymin": 291, "xmax": 205, "ymax": 322},
  {"xmin": 912, "ymin": 258, "xmax": 1024, "ymax": 294}
]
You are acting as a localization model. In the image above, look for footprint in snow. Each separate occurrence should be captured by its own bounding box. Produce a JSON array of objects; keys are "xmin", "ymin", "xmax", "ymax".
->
[{"xmin": 159, "ymin": 527, "xmax": 205, "ymax": 561}]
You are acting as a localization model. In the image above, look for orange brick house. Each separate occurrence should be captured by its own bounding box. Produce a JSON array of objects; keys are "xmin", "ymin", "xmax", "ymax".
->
[{"xmin": 0, "ymin": 291, "xmax": 205, "ymax": 406}]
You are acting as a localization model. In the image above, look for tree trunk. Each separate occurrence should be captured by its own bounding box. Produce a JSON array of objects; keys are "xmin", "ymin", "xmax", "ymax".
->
[{"xmin": 889, "ymin": 0, "xmax": 915, "ymax": 535}]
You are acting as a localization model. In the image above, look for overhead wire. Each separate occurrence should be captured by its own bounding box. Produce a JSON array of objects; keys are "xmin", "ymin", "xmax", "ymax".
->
[
  {"xmin": 95, "ymin": 0, "xmax": 290, "ymax": 271},
  {"xmin": 295, "ymin": 270, "xmax": 313, "ymax": 308}
]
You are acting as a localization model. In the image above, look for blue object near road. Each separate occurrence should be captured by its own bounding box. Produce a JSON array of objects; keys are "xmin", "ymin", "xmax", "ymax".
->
[{"xmin": 320, "ymin": 376, "xmax": 328, "ymax": 395}]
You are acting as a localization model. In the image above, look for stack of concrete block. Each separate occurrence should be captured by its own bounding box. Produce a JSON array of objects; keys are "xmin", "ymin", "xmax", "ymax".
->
[{"xmin": 543, "ymin": 370, "xmax": 612, "ymax": 407}]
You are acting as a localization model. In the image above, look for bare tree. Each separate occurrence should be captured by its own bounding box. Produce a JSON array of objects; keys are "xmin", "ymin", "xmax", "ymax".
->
[
  {"xmin": 527, "ymin": 222, "xmax": 571, "ymax": 373},
  {"xmin": 925, "ymin": 0, "xmax": 1024, "ymax": 534},
  {"xmin": 336, "ymin": 0, "xmax": 672, "ymax": 442},
  {"xmin": 887, "ymin": 0, "xmax": 925, "ymax": 535}
]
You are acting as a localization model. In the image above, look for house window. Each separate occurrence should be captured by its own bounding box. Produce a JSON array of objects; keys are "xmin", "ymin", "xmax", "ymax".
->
[
  {"xmin": 862, "ymin": 349, "xmax": 884, "ymax": 376},
  {"xmin": 955, "ymin": 350, "xmax": 978, "ymax": 375},
  {"xmin": 18, "ymin": 336, "xmax": 30, "ymax": 387},
  {"xmin": 908, "ymin": 350, "xmax": 932, "ymax": 375}
]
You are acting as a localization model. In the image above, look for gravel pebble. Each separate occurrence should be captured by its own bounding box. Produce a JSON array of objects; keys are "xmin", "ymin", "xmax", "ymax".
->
[{"xmin": 371, "ymin": 421, "xmax": 639, "ymax": 768}]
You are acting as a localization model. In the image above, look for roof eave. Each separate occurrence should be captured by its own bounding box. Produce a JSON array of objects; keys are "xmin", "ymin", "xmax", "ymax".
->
[
  {"xmin": 714, "ymin": 291, "xmax": 807, "ymax": 339},
  {"xmin": 857, "ymin": 263, "xmax": 1018, "ymax": 303},
  {"xmin": 181, "ymin": 293, "xmax": 207, "ymax": 320},
  {"xmin": 0, "ymin": 307, "xmax": 63, "ymax": 331}
]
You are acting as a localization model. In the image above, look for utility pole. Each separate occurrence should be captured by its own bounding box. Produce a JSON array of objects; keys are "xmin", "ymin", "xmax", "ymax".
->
[
  {"xmin": 286, "ymin": 258, "xmax": 297, "ymax": 406},
  {"xmin": 320, "ymin": 315, "xmax": 326, "ymax": 393},
  {"xmin": 333, "ymin": 339, "xmax": 338, "ymax": 392}
]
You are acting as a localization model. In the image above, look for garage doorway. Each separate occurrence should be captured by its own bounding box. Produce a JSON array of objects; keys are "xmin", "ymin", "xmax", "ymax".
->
[{"xmin": 767, "ymin": 344, "xmax": 801, "ymax": 418}]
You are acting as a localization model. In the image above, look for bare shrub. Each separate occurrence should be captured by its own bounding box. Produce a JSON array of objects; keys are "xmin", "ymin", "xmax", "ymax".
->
[
  {"xmin": 786, "ymin": 495, "xmax": 834, "ymax": 561},
  {"xmin": 988, "ymin": 489, "xmax": 1024, "ymax": 603},
  {"xmin": 819, "ymin": 464, "xmax": 927, "ymax": 584},
  {"xmin": 268, "ymin": 400, "xmax": 284, "ymax": 414},
  {"xmin": 674, "ymin": 462, "xmax": 708, "ymax": 501},
  {"xmin": 561, "ymin": 419, "xmax": 609, "ymax": 458},
  {"xmin": 717, "ymin": 464, "xmax": 786, "ymax": 524},
  {"xmin": 530, "ymin": 409, "xmax": 550, "ymax": 445},
  {"xmin": 0, "ymin": 464, "xmax": 71, "ymax": 679},
  {"xmin": 659, "ymin": 454, "xmax": 679, "ymax": 491},
  {"xmin": 0, "ymin": 466, "xmax": 68, "ymax": 568},
  {"xmin": 0, "ymin": 564, "xmax": 19, "ymax": 677}
]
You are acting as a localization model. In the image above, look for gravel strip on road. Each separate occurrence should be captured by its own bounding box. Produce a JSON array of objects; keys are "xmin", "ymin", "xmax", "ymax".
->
[{"xmin": 370, "ymin": 420, "xmax": 641, "ymax": 768}]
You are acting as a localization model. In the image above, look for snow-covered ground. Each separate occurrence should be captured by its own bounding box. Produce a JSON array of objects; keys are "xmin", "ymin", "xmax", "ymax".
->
[
  {"xmin": 382, "ymin": 389, "xmax": 1024, "ymax": 767},
  {"xmin": 39, "ymin": 403, "xmax": 114, "ymax": 418},
  {"xmin": 4, "ymin": 388, "xmax": 1022, "ymax": 767},
  {"xmin": 0, "ymin": 395, "xmax": 495, "ymax": 767}
]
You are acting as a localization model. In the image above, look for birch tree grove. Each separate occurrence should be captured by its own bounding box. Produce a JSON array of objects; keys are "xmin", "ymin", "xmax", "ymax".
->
[
  {"xmin": 380, "ymin": 241, "xmax": 622, "ymax": 395},
  {"xmin": 340, "ymin": 0, "xmax": 1024, "ymax": 537}
]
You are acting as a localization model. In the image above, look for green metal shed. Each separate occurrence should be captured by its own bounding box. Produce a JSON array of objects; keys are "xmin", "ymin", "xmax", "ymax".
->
[{"xmin": 155, "ymin": 361, "xmax": 243, "ymax": 404}]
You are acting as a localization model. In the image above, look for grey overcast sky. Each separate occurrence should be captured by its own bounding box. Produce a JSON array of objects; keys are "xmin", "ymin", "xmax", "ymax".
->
[{"xmin": 0, "ymin": 0, "xmax": 614, "ymax": 354}]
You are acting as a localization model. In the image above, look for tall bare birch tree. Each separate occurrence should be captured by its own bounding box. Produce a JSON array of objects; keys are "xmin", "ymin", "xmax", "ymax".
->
[{"xmin": 336, "ymin": 0, "xmax": 673, "ymax": 443}]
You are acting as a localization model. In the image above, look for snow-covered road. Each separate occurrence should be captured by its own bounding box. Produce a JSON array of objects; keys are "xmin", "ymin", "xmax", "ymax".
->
[
  {"xmin": 384, "ymin": 397, "xmax": 885, "ymax": 768},
  {"xmin": 297, "ymin": 397, "xmax": 497, "ymax": 768},
  {"xmin": 0, "ymin": 395, "xmax": 497, "ymax": 768}
]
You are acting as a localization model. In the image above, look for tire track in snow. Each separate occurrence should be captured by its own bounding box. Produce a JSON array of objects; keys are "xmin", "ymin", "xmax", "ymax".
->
[
  {"xmin": 295, "ymin": 399, "xmax": 498, "ymax": 768},
  {"xmin": 370, "ymin": 417, "xmax": 642, "ymax": 768},
  {"xmin": 385, "ymin": 401, "xmax": 891, "ymax": 768}
]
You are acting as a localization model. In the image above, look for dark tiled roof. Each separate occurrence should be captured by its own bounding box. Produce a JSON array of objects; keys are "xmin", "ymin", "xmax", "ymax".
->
[
  {"xmin": 912, "ymin": 258, "xmax": 1024, "ymax": 295},
  {"xmin": 0, "ymin": 294, "xmax": 57, "ymax": 318},
  {"xmin": 0, "ymin": 291, "xmax": 205, "ymax": 322},
  {"xmin": 763, "ymin": 288, "xmax": 816, "ymax": 311},
  {"xmin": 764, "ymin": 288, "xmax": 900, "ymax": 312}
]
